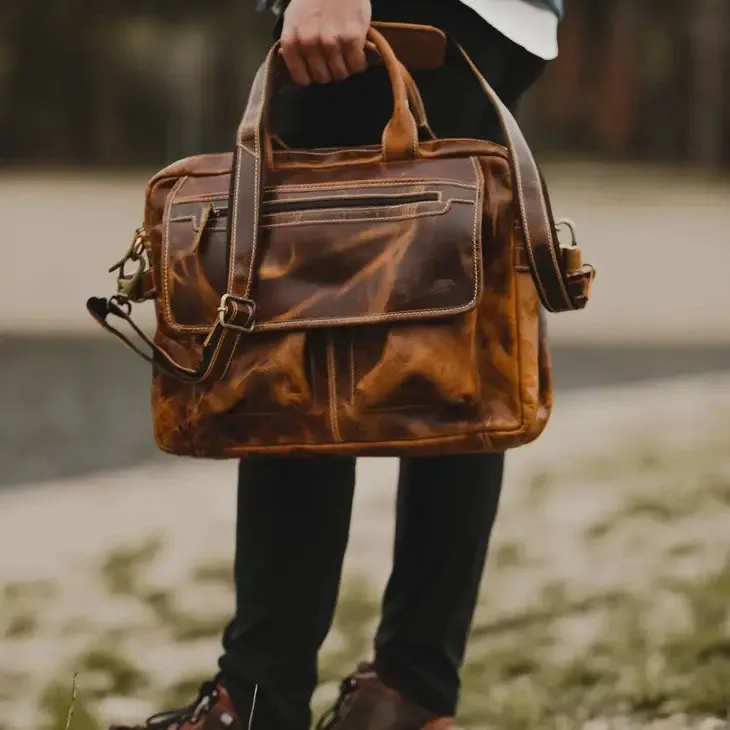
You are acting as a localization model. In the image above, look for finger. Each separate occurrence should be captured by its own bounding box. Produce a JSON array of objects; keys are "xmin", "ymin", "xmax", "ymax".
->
[
  {"xmin": 364, "ymin": 44, "xmax": 381, "ymax": 68},
  {"xmin": 320, "ymin": 34, "xmax": 350, "ymax": 82},
  {"xmin": 341, "ymin": 31, "xmax": 368, "ymax": 75},
  {"xmin": 280, "ymin": 34, "xmax": 312, "ymax": 86},
  {"xmin": 299, "ymin": 34, "xmax": 332, "ymax": 84}
]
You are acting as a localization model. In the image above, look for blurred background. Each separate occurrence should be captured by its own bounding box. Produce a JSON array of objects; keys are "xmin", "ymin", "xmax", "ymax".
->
[{"xmin": 1, "ymin": 1, "xmax": 729, "ymax": 729}]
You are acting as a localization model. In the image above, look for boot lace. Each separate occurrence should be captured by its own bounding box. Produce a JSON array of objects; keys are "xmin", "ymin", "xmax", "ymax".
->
[
  {"xmin": 143, "ymin": 679, "xmax": 220, "ymax": 729},
  {"xmin": 316, "ymin": 673, "xmax": 360, "ymax": 730}
]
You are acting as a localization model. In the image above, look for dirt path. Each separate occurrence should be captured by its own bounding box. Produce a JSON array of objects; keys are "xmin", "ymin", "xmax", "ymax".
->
[{"xmin": 2, "ymin": 372, "xmax": 730, "ymax": 730}]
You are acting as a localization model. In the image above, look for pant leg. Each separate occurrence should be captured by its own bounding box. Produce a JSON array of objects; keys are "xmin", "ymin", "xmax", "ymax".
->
[
  {"xmin": 366, "ymin": 4, "xmax": 549, "ymax": 718},
  {"xmin": 218, "ymin": 455, "xmax": 356, "ymax": 730},
  {"xmin": 218, "ymin": 47, "xmax": 400, "ymax": 729},
  {"xmin": 373, "ymin": 453, "xmax": 505, "ymax": 716}
]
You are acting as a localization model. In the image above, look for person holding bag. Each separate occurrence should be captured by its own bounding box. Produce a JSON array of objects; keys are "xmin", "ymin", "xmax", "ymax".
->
[{"xmin": 102, "ymin": 1, "xmax": 594, "ymax": 730}]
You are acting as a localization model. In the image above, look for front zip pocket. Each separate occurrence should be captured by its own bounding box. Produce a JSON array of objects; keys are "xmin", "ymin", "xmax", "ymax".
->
[
  {"xmin": 170, "ymin": 190, "xmax": 444, "ymax": 230},
  {"xmin": 163, "ymin": 166, "xmax": 481, "ymax": 333},
  {"xmin": 262, "ymin": 191, "xmax": 440, "ymax": 214}
]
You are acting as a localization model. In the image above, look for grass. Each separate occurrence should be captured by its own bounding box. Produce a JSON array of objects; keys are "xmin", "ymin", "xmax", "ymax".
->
[
  {"xmin": 317, "ymin": 577, "xmax": 380, "ymax": 687},
  {"xmin": 161, "ymin": 673, "xmax": 212, "ymax": 709},
  {"xmin": 100, "ymin": 538, "xmax": 163, "ymax": 596},
  {"xmin": 666, "ymin": 542, "xmax": 701, "ymax": 559},
  {"xmin": 73, "ymin": 647, "xmax": 148, "ymax": 698},
  {"xmin": 171, "ymin": 614, "xmax": 231, "ymax": 642},
  {"xmin": 191, "ymin": 561, "xmax": 233, "ymax": 586},
  {"xmin": 142, "ymin": 587, "xmax": 230, "ymax": 641},
  {"xmin": 142, "ymin": 588, "xmax": 178, "ymax": 623},
  {"xmin": 4, "ymin": 611, "xmax": 39, "ymax": 638},
  {"xmin": 583, "ymin": 488, "xmax": 701, "ymax": 542},
  {"xmin": 313, "ymin": 578, "xmax": 724, "ymax": 729},
  {"xmin": 1, "ymin": 580, "xmax": 56, "ymax": 603},
  {"xmin": 619, "ymin": 493, "xmax": 699, "ymax": 523},
  {"xmin": 38, "ymin": 678, "xmax": 103, "ymax": 730},
  {"xmin": 493, "ymin": 541, "xmax": 531, "ymax": 570},
  {"xmin": 1, "ymin": 579, "xmax": 51, "ymax": 639},
  {"xmin": 12, "ymin": 562, "xmax": 730, "ymax": 729},
  {"xmin": 4, "ymin": 419, "xmax": 730, "ymax": 730},
  {"xmin": 0, "ymin": 671, "xmax": 27, "ymax": 702},
  {"xmin": 527, "ymin": 469, "xmax": 555, "ymax": 504},
  {"xmin": 584, "ymin": 518, "xmax": 615, "ymax": 541},
  {"xmin": 700, "ymin": 474, "xmax": 730, "ymax": 506},
  {"xmin": 13, "ymin": 536, "xmax": 730, "ymax": 730},
  {"xmin": 455, "ymin": 558, "xmax": 730, "ymax": 728}
]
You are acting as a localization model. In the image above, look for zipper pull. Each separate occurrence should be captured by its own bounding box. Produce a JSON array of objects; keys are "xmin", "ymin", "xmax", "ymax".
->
[{"xmin": 192, "ymin": 202, "xmax": 214, "ymax": 254}]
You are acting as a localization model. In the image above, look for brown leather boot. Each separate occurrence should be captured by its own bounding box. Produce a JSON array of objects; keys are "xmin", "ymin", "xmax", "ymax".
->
[
  {"xmin": 316, "ymin": 664, "xmax": 455, "ymax": 730},
  {"xmin": 110, "ymin": 680, "xmax": 243, "ymax": 730}
]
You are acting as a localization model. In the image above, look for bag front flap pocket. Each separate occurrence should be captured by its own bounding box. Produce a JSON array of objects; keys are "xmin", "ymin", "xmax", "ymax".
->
[{"xmin": 161, "ymin": 155, "xmax": 483, "ymax": 333}]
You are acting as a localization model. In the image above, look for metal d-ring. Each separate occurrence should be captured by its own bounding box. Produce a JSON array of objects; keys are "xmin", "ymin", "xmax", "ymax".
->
[{"xmin": 555, "ymin": 218, "xmax": 578, "ymax": 247}]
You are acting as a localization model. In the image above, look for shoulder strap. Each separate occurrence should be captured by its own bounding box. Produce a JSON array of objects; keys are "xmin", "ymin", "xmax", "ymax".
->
[{"xmin": 454, "ymin": 42, "xmax": 592, "ymax": 313}]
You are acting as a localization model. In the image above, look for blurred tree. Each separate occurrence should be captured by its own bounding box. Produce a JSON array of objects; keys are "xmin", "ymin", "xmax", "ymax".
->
[
  {"xmin": 536, "ymin": 0, "xmax": 588, "ymax": 148},
  {"xmin": 0, "ymin": 0, "xmax": 727, "ymax": 169},
  {"xmin": 689, "ymin": 0, "xmax": 727, "ymax": 169},
  {"xmin": 593, "ymin": 0, "xmax": 639, "ymax": 157}
]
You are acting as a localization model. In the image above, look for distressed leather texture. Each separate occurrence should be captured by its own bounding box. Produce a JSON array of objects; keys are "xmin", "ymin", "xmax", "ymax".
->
[{"xmin": 88, "ymin": 25, "xmax": 595, "ymax": 459}]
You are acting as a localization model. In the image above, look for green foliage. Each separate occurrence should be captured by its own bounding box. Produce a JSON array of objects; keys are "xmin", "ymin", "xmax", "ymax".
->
[
  {"xmin": 38, "ymin": 678, "xmax": 103, "ymax": 730},
  {"xmin": 100, "ymin": 538, "xmax": 163, "ymax": 595}
]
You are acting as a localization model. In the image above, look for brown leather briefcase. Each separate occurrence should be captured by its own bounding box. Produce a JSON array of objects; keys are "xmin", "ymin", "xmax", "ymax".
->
[{"xmin": 87, "ymin": 24, "xmax": 595, "ymax": 458}]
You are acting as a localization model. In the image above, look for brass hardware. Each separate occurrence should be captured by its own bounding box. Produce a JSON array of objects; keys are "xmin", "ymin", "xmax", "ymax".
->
[
  {"xmin": 116, "ymin": 257, "xmax": 146, "ymax": 299},
  {"xmin": 555, "ymin": 219, "xmax": 583, "ymax": 271},
  {"xmin": 108, "ymin": 227, "xmax": 150, "ymax": 304},
  {"xmin": 202, "ymin": 321, "xmax": 221, "ymax": 348},
  {"xmin": 562, "ymin": 246, "xmax": 583, "ymax": 271},
  {"xmin": 109, "ymin": 227, "xmax": 147, "ymax": 274},
  {"xmin": 555, "ymin": 218, "xmax": 577, "ymax": 247},
  {"xmin": 217, "ymin": 293, "xmax": 257, "ymax": 333},
  {"xmin": 326, "ymin": 332, "xmax": 343, "ymax": 443},
  {"xmin": 192, "ymin": 203, "xmax": 214, "ymax": 253},
  {"xmin": 108, "ymin": 295, "xmax": 132, "ymax": 316}
]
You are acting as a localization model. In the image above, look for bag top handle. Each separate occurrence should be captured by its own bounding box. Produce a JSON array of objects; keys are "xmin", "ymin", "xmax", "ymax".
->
[{"xmin": 237, "ymin": 27, "xmax": 419, "ymax": 165}]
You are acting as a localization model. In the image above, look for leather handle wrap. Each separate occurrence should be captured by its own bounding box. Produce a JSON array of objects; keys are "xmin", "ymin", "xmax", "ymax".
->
[{"xmin": 239, "ymin": 28, "xmax": 419, "ymax": 164}]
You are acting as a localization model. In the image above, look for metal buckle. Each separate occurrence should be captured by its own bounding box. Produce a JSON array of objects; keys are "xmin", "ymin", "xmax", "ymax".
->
[
  {"xmin": 116, "ymin": 257, "xmax": 145, "ymax": 300},
  {"xmin": 109, "ymin": 227, "xmax": 149, "ymax": 304},
  {"xmin": 217, "ymin": 293, "xmax": 257, "ymax": 333}
]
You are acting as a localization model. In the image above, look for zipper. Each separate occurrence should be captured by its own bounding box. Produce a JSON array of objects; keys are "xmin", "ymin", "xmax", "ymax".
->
[
  {"xmin": 325, "ymin": 333, "xmax": 343, "ymax": 444},
  {"xmin": 205, "ymin": 191, "xmax": 438, "ymax": 221},
  {"xmin": 262, "ymin": 191, "xmax": 439, "ymax": 214}
]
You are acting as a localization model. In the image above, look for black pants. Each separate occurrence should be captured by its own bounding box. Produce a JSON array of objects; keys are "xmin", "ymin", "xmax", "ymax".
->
[{"xmin": 218, "ymin": 3, "xmax": 547, "ymax": 728}]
